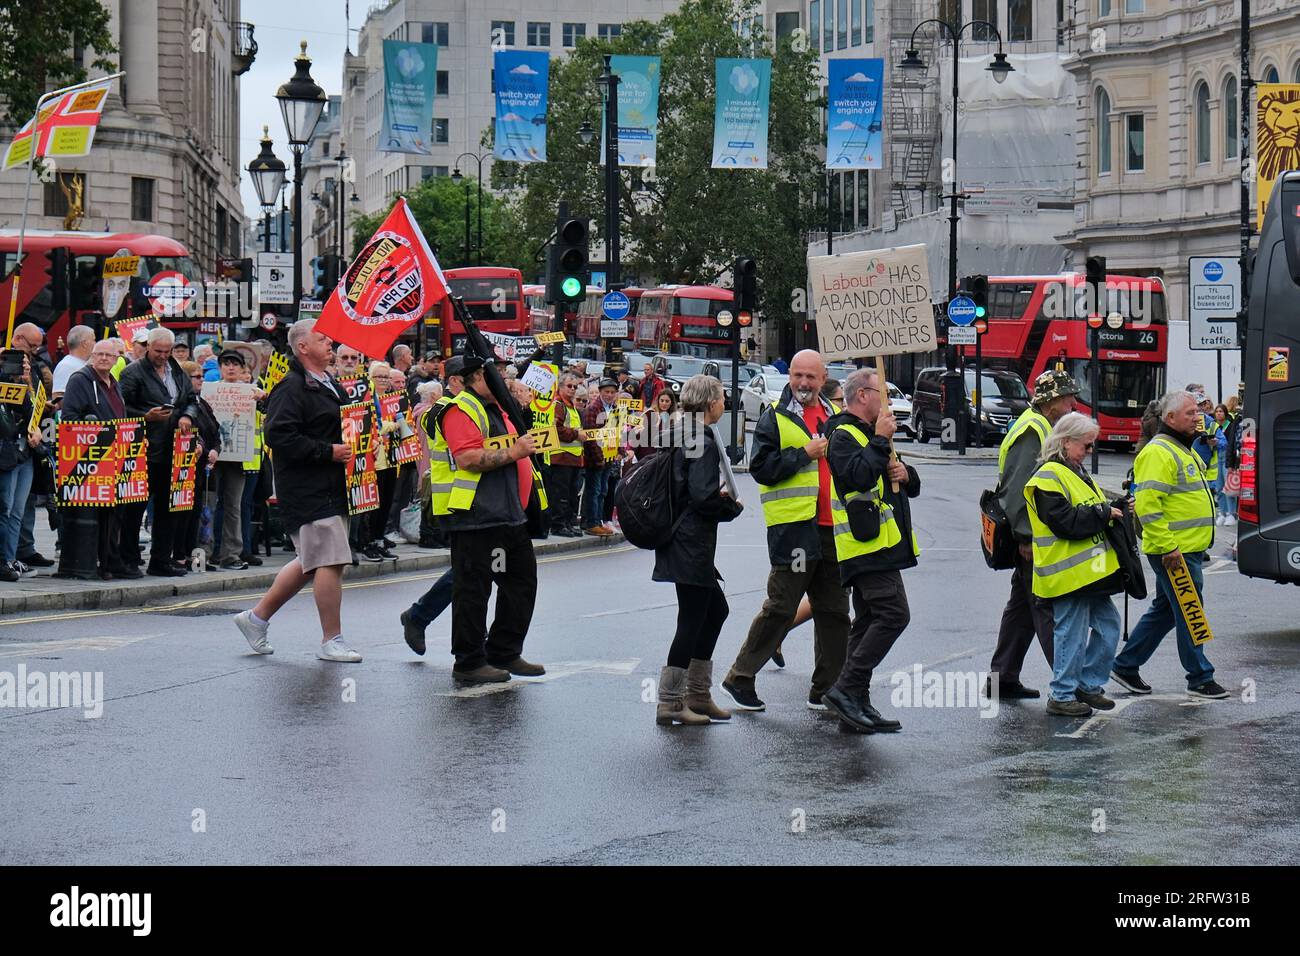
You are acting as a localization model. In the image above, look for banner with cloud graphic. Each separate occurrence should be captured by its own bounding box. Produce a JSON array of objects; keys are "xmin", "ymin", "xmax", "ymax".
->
[
  {"xmin": 600, "ymin": 55, "xmax": 661, "ymax": 167},
  {"xmin": 494, "ymin": 50, "xmax": 550, "ymax": 164},
  {"xmin": 712, "ymin": 58, "xmax": 771, "ymax": 169},
  {"xmin": 380, "ymin": 40, "xmax": 438, "ymax": 155},
  {"xmin": 827, "ymin": 59, "xmax": 884, "ymax": 170}
]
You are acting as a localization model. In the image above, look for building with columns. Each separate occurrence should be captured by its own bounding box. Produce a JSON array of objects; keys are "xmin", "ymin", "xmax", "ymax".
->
[{"xmin": 0, "ymin": 0, "xmax": 254, "ymax": 276}]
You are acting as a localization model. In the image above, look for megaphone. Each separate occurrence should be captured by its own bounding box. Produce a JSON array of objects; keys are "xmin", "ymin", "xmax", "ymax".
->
[{"xmin": 396, "ymin": 415, "xmax": 415, "ymax": 441}]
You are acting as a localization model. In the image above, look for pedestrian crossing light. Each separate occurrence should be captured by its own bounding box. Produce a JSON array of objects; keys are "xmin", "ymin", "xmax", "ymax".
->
[{"xmin": 961, "ymin": 274, "xmax": 989, "ymax": 319}]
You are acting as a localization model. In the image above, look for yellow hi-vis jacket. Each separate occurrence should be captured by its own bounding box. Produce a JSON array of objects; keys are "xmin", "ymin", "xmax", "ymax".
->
[
  {"xmin": 545, "ymin": 403, "xmax": 583, "ymax": 464},
  {"xmin": 757, "ymin": 400, "xmax": 821, "ymax": 527},
  {"xmin": 444, "ymin": 391, "xmax": 548, "ymax": 516},
  {"xmin": 1131, "ymin": 433, "xmax": 1215, "ymax": 555},
  {"xmin": 1023, "ymin": 460, "xmax": 1119, "ymax": 599},
  {"xmin": 243, "ymin": 410, "xmax": 264, "ymax": 474},
  {"xmin": 827, "ymin": 420, "xmax": 918, "ymax": 562},
  {"xmin": 998, "ymin": 408, "xmax": 1050, "ymax": 476},
  {"xmin": 425, "ymin": 396, "xmax": 454, "ymax": 516}
]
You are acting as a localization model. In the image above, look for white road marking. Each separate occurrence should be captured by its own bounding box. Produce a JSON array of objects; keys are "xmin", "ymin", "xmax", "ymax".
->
[
  {"xmin": 870, "ymin": 646, "xmax": 981, "ymax": 687},
  {"xmin": 0, "ymin": 634, "xmax": 163, "ymax": 659},
  {"xmin": 1055, "ymin": 693, "xmax": 1213, "ymax": 739},
  {"xmin": 434, "ymin": 658, "xmax": 641, "ymax": 698}
]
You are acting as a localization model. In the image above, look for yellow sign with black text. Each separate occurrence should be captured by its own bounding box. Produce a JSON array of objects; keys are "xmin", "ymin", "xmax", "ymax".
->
[
  {"xmin": 1168, "ymin": 552, "xmax": 1214, "ymax": 645},
  {"xmin": 0, "ymin": 382, "xmax": 29, "ymax": 405},
  {"xmin": 534, "ymin": 331, "xmax": 566, "ymax": 346},
  {"xmin": 483, "ymin": 426, "xmax": 560, "ymax": 453}
]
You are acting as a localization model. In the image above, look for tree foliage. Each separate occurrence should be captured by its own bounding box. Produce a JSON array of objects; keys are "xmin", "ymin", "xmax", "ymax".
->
[
  {"xmin": 490, "ymin": 0, "xmax": 823, "ymax": 342},
  {"xmin": 0, "ymin": 0, "xmax": 118, "ymax": 126},
  {"xmin": 349, "ymin": 174, "xmax": 534, "ymax": 275}
]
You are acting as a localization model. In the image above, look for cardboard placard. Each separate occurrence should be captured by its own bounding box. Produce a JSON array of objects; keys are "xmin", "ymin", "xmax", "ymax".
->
[
  {"xmin": 521, "ymin": 362, "xmax": 557, "ymax": 397},
  {"xmin": 113, "ymin": 419, "xmax": 149, "ymax": 504},
  {"xmin": 0, "ymin": 382, "xmax": 28, "ymax": 405},
  {"xmin": 1167, "ymin": 552, "xmax": 1214, "ymax": 645},
  {"xmin": 335, "ymin": 374, "xmax": 370, "ymax": 403},
  {"xmin": 201, "ymin": 381, "xmax": 258, "ymax": 463},
  {"xmin": 262, "ymin": 351, "xmax": 291, "ymax": 392},
  {"xmin": 168, "ymin": 431, "xmax": 200, "ymax": 511},
  {"xmin": 534, "ymin": 330, "xmax": 565, "ymax": 346},
  {"xmin": 616, "ymin": 397, "xmax": 644, "ymax": 412},
  {"xmin": 56, "ymin": 421, "xmax": 120, "ymax": 506},
  {"xmin": 27, "ymin": 382, "xmax": 46, "ymax": 441},
  {"xmin": 341, "ymin": 402, "xmax": 379, "ymax": 514},
  {"xmin": 377, "ymin": 391, "xmax": 422, "ymax": 465},
  {"xmin": 482, "ymin": 426, "xmax": 560, "ymax": 454},
  {"xmin": 103, "ymin": 255, "xmax": 141, "ymax": 278},
  {"xmin": 807, "ymin": 244, "xmax": 935, "ymax": 361}
]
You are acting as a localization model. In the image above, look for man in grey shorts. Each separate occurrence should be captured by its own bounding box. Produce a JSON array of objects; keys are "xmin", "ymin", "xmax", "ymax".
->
[{"xmin": 234, "ymin": 318, "xmax": 361, "ymax": 662}]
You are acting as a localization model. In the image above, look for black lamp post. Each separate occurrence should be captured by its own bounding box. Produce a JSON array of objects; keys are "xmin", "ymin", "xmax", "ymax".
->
[
  {"xmin": 248, "ymin": 125, "xmax": 287, "ymax": 254},
  {"xmin": 275, "ymin": 40, "xmax": 327, "ymax": 310},
  {"xmin": 900, "ymin": 20, "xmax": 1011, "ymax": 372},
  {"xmin": 451, "ymin": 152, "xmax": 488, "ymax": 266}
]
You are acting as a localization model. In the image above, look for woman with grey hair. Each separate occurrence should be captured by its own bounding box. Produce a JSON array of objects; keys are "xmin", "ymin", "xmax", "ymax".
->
[
  {"xmin": 651, "ymin": 375, "xmax": 744, "ymax": 725},
  {"xmin": 1024, "ymin": 411, "xmax": 1128, "ymax": 717}
]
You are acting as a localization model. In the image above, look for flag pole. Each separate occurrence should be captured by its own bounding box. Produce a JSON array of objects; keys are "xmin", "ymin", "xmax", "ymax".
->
[{"xmin": 5, "ymin": 72, "xmax": 124, "ymax": 348}]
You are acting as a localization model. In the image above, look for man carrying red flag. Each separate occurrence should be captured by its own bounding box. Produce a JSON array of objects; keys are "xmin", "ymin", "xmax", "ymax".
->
[{"xmin": 314, "ymin": 197, "xmax": 449, "ymax": 359}]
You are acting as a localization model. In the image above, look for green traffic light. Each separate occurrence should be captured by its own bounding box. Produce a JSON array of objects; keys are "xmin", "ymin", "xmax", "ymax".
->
[
  {"xmin": 975, "ymin": 306, "xmax": 986, "ymax": 318},
  {"xmin": 561, "ymin": 276, "xmax": 583, "ymax": 298}
]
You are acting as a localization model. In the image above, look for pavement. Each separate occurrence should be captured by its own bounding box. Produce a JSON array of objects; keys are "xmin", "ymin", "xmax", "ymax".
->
[
  {"xmin": 0, "ymin": 453, "xmax": 1291, "ymax": 865},
  {"xmin": 0, "ymin": 519, "xmax": 626, "ymax": 615}
]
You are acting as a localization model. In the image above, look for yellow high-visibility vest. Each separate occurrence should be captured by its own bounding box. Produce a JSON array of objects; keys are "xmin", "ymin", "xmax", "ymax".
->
[
  {"xmin": 998, "ymin": 408, "xmax": 1050, "ymax": 476},
  {"xmin": 425, "ymin": 397, "xmax": 454, "ymax": 516},
  {"xmin": 545, "ymin": 403, "xmax": 583, "ymax": 464},
  {"xmin": 827, "ymin": 420, "xmax": 918, "ymax": 562},
  {"xmin": 1023, "ymin": 460, "xmax": 1119, "ymax": 599},
  {"xmin": 757, "ymin": 400, "xmax": 821, "ymax": 527},
  {"xmin": 1132, "ymin": 433, "xmax": 1215, "ymax": 555}
]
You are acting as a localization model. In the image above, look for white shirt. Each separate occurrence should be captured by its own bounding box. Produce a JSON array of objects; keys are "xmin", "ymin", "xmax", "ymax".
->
[{"xmin": 51, "ymin": 354, "xmax": 87, "ymax": 393}]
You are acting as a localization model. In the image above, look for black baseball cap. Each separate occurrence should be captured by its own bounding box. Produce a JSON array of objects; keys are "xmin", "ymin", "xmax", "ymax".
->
[
  {"xmin": 598, "ymin": 377, "xmax": 619, "ymax": 390},
  {"xmin": 218, "ymin": 350, "xmax": 246, "ymax": 366},
  {"xmin": 444, "ymin": 355, "xmax": 485, "ymax": 378}
]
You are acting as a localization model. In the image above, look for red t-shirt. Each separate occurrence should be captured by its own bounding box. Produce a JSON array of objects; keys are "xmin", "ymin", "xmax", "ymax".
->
[
  {"xmin": 443, "ymin": 404, "xmax": 532, "ymax": 510},
  {"xmin": 801, "ymin": 402, "xmax": 833, "ymax": 526}
]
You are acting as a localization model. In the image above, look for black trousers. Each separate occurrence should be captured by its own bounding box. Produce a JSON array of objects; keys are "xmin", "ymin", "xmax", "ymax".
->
[
  {"xmin": 368, "ymin": 467, "xmax": 397, "ymax": 543},
  {"xmin": 667, "ymin": 584, "xmax": 729, "ymax": 668},
  {"xmin": 119, "ymin": 459, "xmax": 178, "ymax": 571},
  {"xmin": 449, "ymin": 523, "xmax": 537, "ymax": 670},
  {"xmin": 834, "ymin": 569, "xmax": 911, "ymax": 699},
  {"xmin": 388, "ymin": 464, "xmax": 417, "ymax": 533},
  {"xmin": 543, "ymin": 463, "xmax": 581, "ymax": 531},
  {"xmin": 990, "ymin": 550, "xmax": 1055, "ymax": 684}
]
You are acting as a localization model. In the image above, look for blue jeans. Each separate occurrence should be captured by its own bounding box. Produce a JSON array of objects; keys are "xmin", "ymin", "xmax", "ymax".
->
[
  {"xmin": 1216, "ymin": 489, "xmax": 1237, "ymax": 517},
  {"xmin": 1047, "ymin": 592, "xmax": 1121, "ymax": 701},
  {"xmin": 240, "ymin": 467, "xmax": 259, "ymax": 553},
  {"xmin": 1113, "ymin": 553, "xmax": 1215, "ymax": 688},
  {"xmin": 582, "ymin": 464, "xmax": 610, "ymax": 527},
  {"xmin": 0, "ymin": 458, "xmax": 35, "ymax": 564},
  {"xmin": 408, "ymin": 566, "xmax": 454, "ymax": 628}
]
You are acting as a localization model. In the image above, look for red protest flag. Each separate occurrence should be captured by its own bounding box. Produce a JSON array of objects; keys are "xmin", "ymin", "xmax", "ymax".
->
[{"xmin": 314, "ymin": 197, "xmax": 449, "ymax": 360}]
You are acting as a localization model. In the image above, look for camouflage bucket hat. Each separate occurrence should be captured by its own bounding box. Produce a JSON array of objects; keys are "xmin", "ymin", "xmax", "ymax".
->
[{"xmin": 1032, "ymin": 369, "xmax": 1082, "ymax": 406}]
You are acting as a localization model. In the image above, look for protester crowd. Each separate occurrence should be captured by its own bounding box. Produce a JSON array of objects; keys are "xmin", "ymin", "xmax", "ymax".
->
[{"xmin": 1, "ymin": 318, "xmax": 1234, "ymax": 734}]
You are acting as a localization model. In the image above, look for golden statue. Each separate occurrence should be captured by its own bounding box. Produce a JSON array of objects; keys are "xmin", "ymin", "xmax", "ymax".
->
[{"xmin": 59, "ymin": 172, "xmax": 84, "ymax": 230}]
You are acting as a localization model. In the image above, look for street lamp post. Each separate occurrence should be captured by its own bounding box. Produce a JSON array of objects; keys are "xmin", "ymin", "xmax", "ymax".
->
[
  {"xmin": 248, "ymin": 126, "xmax": 287, "ymax": 255},
  {"xmin": 451, "ymin": 152, "xmax": 488, "ymax": 266},
  {"xmin": 275, "ymin": 41, "xmax": 327, "ymax": 311},
  {"xmin": 900, "ymin": 20, "xmax": 1012, "ymax": 370}
]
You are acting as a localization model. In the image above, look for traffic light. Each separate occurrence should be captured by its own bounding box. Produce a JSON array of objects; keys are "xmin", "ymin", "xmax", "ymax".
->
[
  {"xmin": 547, "ymin": 215, "xmax": 589, "ymax": 305},
  {"xmin": 237, "ymin": 257, "xmax": 253, "ymax": 286},
  {"xmin": 320, "ymin": 254, "xmax": 341, "ymax": 293},
  {"xmin": 1085, "ymin": 255, "xmax": 1107, "ymax": 318},
  {"xmin": 733, "ymin": 257, "xmax": 757, "ymax": 328},
  {"xmin": 310, "ymin": 257, "xmax": 325, "ymax": 298},
  {"xmin": 45, "ymin": 247, "xmax": 69, "ymax": 313},
  {"xmin": 968, "ymin": 274, "xmax": 988, "ymax": 319}
]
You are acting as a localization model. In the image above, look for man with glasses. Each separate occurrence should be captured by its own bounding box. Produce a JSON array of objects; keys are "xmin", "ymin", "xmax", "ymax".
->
[{"xmin": 118, "ymin": 326, "xmax": 198, "ymax": 576}]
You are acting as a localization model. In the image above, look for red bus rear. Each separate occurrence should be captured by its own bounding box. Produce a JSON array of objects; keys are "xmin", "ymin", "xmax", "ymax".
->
[
  {"xmin": 958, "ymin": 273, "xmax": 1168, "ymax": 445},
  {"xmin": 436, "ymin": 266, "xmax": 531, "ymax": 357},
  {"xmin": 636, "ymin": 285, "xmax": 734, "ymax": 360},
  {"xmin": 0, "ymin": 230, "xmax": 204, "ymax": 356}
]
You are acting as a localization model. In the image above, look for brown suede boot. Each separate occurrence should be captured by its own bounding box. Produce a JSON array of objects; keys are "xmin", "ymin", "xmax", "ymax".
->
[
  {"xmin": 685, "ymin": 659, "xmax": 731, "ymax": 721},
  {"xmin": 656, "ymin": 666, "xmax": 711, "ymax": 726}
]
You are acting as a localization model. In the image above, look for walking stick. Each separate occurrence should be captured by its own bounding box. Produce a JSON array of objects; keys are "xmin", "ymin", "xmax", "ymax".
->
[{"xmin": 1123, "ymin": 592, "xmax": 1129, "ymax": 642}]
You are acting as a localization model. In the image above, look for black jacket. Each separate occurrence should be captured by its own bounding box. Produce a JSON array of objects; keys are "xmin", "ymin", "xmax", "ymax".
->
[
  {"xmin": 118, "ymin": 356, "xmax": 199, "ymax": 465},
  {"xmin": 749, "ymin": 385, "xmax": 836, "ymax": 567},
  {"xmin": 192, "ymin": 398, "xmax": 222, "ymax": 461},
  {"xmin": 1031, "ymin": 461, "xmax": 1124, "ymax": 598},
  {"xmin": 826, "ymin": 409, "xmax": 921, "ymax": 583},
  {"xmin": 653, "ymin": 431, "xmax": 743, "ymax": 585},
  {"xmin": 264, "ymin": 359, "xmax": 348, "ymax": 531},
  {"xmin": 444, "ymin": 396, "xmax": 527, "ymax": 532},
  {"xmin": 61, "ymin": 366, "xmax": 123, "ymax": 422}
]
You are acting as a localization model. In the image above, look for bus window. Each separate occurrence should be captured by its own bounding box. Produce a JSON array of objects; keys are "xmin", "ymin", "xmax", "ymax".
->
[{"xmin": 1065, "ymin": 359, "xmax": 1164, "ymax": 415}]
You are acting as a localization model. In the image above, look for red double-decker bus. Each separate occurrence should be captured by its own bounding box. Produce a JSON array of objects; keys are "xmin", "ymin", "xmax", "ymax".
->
[
  {"xmin": 0, "ymin": 230, "xmax": 205, "ymax": 355},
  {"xmin": 568, "ymin": 286, "xmax": 645, "ymax": 359},
  {"xmin": 433, "ymin": 266, "xmax": 533, "ymax": 357},
  {"xmin": 634, "ymin": 285, "xmax": 734, "ymax": 359},
  {"xmin": 957, "ymin": 273, "xmax": 1168, "ymax": 445}
]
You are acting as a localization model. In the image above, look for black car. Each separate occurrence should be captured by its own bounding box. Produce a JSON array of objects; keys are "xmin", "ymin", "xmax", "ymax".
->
[{"xmin": 911, "ymin": 366, "xmax": 1031, "ymax": 446}]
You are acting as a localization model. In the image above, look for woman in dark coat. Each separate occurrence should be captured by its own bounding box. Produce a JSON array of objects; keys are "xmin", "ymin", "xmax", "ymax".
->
[
  {"xmin": 651, "ymin": 374, "xmax": 743, "ymax": 726},
  {"xmin": 173, "ymin": 361, "xmax": 221, "ymax": 570}
]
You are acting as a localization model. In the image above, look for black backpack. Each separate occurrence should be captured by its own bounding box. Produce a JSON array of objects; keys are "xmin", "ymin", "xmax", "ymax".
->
[{"xmin": 614, "ymin": 448, "xmax": 685, "ymax": 549}]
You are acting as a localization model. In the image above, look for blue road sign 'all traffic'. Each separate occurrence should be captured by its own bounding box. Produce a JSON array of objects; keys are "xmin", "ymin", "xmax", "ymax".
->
[
  {"xmin": 947, "ymin": 295, "xmax": 977, "ymax": 326},
  {"xmin": 601, "ymin": 291, "xmax": 631, "ymax": 320}
]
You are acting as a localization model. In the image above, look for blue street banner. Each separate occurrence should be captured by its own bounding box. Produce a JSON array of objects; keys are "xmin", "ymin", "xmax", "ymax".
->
[
  {"xmin": 494, "ymin": 50, "xmax": 550, "ymax": 163},
  {"xmin": 600, "ymin": 55, "xmax": 661, "ymax": 167},
  {"xmin": 712, "ymin": 58, "xmax": 771, "ymax": 169},
  {"xmin": 380, "ymin": 40, "xmax": 438, "ymax": 154},
  {"xmin": 827, "ymin": 59, "xmax": 884, "ymax": 170}
]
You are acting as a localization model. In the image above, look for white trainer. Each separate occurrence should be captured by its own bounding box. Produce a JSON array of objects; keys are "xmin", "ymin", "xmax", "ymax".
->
[
  {"xmin": 234, "ymin": 610, "xmax": 274, "ymax": 655},
  {"xmin": 1224, "ymin": 515, "xmax": 1237, "ymax": 526},
  {"xmin": 317, "ymin": 636, "xmax": 362, "ymax": 663}
]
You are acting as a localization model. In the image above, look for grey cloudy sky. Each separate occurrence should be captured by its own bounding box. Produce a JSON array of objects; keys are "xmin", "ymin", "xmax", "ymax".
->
[{"xmin": 238, "ymin": 1, "xmax": 358, "ymax": 220}]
